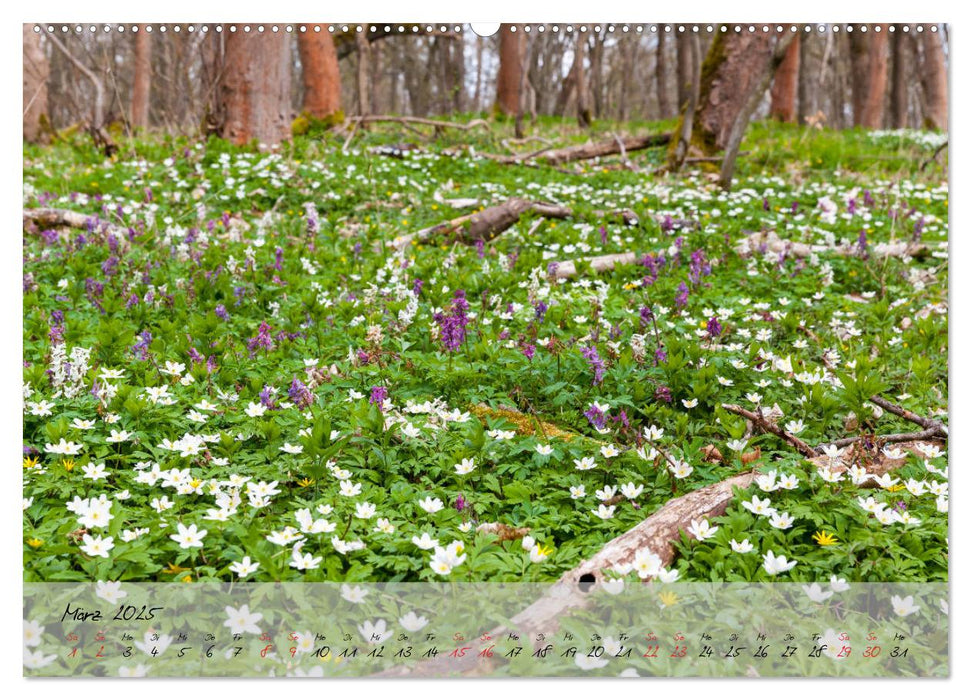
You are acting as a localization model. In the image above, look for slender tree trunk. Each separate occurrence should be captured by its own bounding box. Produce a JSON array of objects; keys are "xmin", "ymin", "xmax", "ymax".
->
[
  {"xmin": 575, "ymin": 32, "xmax": 592, "ymax": 128},
  {"xmin": 920, "ymin": 29, "xmax": 948, "ymax": 130},
  {"xmin": 589, "ymin": 31, "xmax": 604, "ymax": 117},
  {"xmin": 474, "ymin": 35, "xmax": 484, "ymax": 112},
  {"xmin": 355, "ymin": 33, "xmax": 370, "ymax": 117},
  {"xmin": 23, "ymin": 26, "xmax": 49, "ymax": 142},
  {"xmin": 859, "ymin": 26, "xmax": 889, "ymax": 128},
  {"xmin": 656, "ymin": 31, "xmax": 673, "ymax": 118},
  {"xmin": 889, "ymin": 25, "xmax": 909, "ymax": 128},
  {"xmin": 297, "ymin": 30, "xmax": 341, "ymax": 120},
  {"xmin": 131, "ymin": 28, "xmax": 152, "ymax": 129},
  {"xmin": 217, "ymin": 31, "xmax": 291, "ymax": 145},
  {"xmin": 797, "ymin": 28, "xmax": 814, "ymax": 124},
  {"xmin": 495, "ymin": 25, "xmax": 523, "ymax": 116},
  {"xmin": 769, "ymin": 33, "xmax": 800, "ymax": 122},
  {"xmin": 676, "ymin": 33, "xmax": 694, "ymax": 110}
]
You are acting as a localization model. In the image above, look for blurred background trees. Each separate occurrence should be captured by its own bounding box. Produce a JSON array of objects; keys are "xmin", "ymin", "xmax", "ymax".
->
[{"xmin": 23, "ymin": 23, "xmax": 949, "ymax": 147}]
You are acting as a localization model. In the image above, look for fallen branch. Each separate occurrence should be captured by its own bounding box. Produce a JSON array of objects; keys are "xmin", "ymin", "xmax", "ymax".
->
[
  {"xmin": 919, "ymin": 140, "xmax": 948, "ymax": 172},
  {"xmin": 736, "ymin": 230, "xmax": 927, "ymax": 260},
  {"xmin": 867, "ymin": 395, "xmax": 948, "ymax": 435},
  {"xmin": 824, "ymin": 428, "xmax": 946, "ymax": 450},
  {"xmin": 391, "ymin": 197, "xmax": 638, "ymax": 250},
  {"xmin": 721, "ymin": 404, "xmax": 817, "ymax": 458},
  {"xmin": 484, "ymin": 133, "xmax": 671, "ymax": 166}
]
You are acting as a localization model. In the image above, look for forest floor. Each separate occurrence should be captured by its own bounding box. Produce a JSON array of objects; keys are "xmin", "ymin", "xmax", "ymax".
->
[{"xmin": 22, "ymin": 117, "xmax": 948, "ymax": 584}]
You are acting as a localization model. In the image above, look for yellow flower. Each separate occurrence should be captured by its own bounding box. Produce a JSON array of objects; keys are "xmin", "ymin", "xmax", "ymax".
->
[
  {"xmin": 163, "ymin": 562, "xmax": 191, "ymax": 575},
  {"xmin": 23, "ymin": 455, "xmax": 39, "ymax": 470},
  {"xmin": 887, "ymin": 483, "xmax": 906, "ymax": 493},
  {"xmin": 62, "ymin": 458, "xmax": 75, "ymax": 472},
  {"xmin": 181, "ymin": 574, "xmax": 193, "ymax": 583},
  {"xmin": 27, "ymin": 538, "xmax": 43, "ymax": 548},
  {"xmin": 659, "ymin": 591, "xmax": 678, "ymax": 607},
  {"xmin": 812, "ymin": 530, "xmax": 839, "ymax": 546},
  {"xmin": 297, "ymin": 477, "xmax": 315, "ymax": 488}
]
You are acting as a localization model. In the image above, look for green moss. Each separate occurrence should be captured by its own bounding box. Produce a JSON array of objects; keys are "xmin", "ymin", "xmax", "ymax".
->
[{"xmin": 291, "ymin": 110, "xmax": 345, "ymax": 137}]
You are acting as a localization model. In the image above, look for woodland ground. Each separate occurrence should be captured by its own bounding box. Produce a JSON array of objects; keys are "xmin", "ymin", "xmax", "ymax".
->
[{"xmin": 22, "ymin": 117, "xmax": 948, "ymax": 584}]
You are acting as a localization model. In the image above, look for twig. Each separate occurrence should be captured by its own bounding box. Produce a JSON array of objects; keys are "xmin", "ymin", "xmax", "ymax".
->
[
  {"xmin": 868, "ymin": 395, "xmax": 948, "ymax": 435},
  {"xmin": 919, "ymin": 140, "xmax": 948, "ymax": 172},
  {"xmin": 721, "ymin": 404, "xmax": 817, "ymax": 458}
]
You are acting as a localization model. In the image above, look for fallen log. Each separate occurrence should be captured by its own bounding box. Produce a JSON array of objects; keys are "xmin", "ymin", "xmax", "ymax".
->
[
  {"xmin": 347, "ymin": 115, "xmax": 491, "ymax": 132},
  {"xmin": 375, "ymin": 470, "xmax": 755, "ymax": 677},
  {"xmin": 736, "ymin": 230, "xmax": 927, "ymax": 260},
  {"xmin": 550, "ymin": 251, "xmax": 639, "ymax": 280},
  {"xmin": 23, "ymin": 208, "xmax": 130, "ymax": 239},
  {"xmin": 391, "ymin": 197, "xmax": 638, "ymax": 250},
  {"xmin": 484, "ymin": 133, "xmax": 671, "ymax": 166},
  {"xmin": 868, "ymin": 395, "xmax": 948, "ymax": 436}
]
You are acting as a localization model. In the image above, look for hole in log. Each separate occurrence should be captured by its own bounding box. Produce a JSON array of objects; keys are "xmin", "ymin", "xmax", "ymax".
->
[{"xmin": 578, "ymin": 572, "xmax": 596, "ymax": 592}]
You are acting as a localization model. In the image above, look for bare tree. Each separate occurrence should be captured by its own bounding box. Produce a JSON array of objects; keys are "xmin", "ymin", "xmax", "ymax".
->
[
  {"xmin": 860, "ymin": 26, "xmax": 889, "ymax": 128},
  {"xmin": 297, "ymin": 29, "xmax": 342, "ymax": 120},
  {"xmin": 217, "ymin": 30, "xmax": 291, "ymax": 145},
  {"xmin": 131, "ymin": 28, "xmax": 152, "ymax": 129},
  {"xmin": 889, "ymin": 26, "xmax": 909, "ymax": 128},
  {"xmin": 23, "ymin": 26, "xmax": 49, "ymax": 142}
]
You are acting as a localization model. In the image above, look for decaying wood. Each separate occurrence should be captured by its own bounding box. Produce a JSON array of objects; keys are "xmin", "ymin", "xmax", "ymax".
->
[
  {"xmin": 550, "ymin": 252, "xmax": 639, "ymax": 280},
  {"xmin": 737, "ymin": 230, "xmax": 928, "ymax": 260},
  {"xmin": 375, "ymin": 470, "xmax": 755, "ymax": 678},
  {"xmin": 23, "ymin": 208, "xmax": 130, "ymax": 239},
  {"xmin": 392, "ymin": 197, "xmax": 638, "ymax": 250},
  {"xmin": 722, "ymin": 403, "xmax": 817, "ymax": 458},
  {"xmin": 484, "ymin": 133, "xmax": 671, "ymax": 166},
  {"xmin": 475, "ymin": 522, "xmax": 531, "ymax": 543}
]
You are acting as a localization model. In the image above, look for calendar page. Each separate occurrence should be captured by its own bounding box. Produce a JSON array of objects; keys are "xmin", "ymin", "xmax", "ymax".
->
[{"xmin": 21, "ymin": 17, "xmax": 949, "ymax": 680}]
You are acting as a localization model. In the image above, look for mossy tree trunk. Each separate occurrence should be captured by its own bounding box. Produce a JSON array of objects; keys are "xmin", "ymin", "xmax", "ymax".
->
[{"xmin": 23, "ymin": 26, "xmax": 49, "ymax": 143}]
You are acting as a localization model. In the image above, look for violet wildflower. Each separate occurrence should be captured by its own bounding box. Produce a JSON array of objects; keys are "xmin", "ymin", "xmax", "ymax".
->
[
  {"xmin": 247, "ymin": 321, "xmax": 274, "ymax": 355},
  {"xmin": 654, "ymin": 346, "xmax": 668, "ymax": 365},
  {"xmin": 534, "ymin": 301, "xmax": 548, "ymax": 322},
  {"xmin": 864, "ymin": 190, "xmax": 874, "ymax": 207},
  {"xmin": 599, "ymin": 225, "xmax": 608, "ymax": 246},
  {"xmin": 581, "ymin": 345, "xmax": 605, "ymax": 386},
  {"xmin": 654, "ymin": 385, "xmax": 673, "ymax": 403},
  {"xmin": 412, "ymin": 278, "xmax": 423, "ymax": 297},
  {"xmin": 259, "ymin": 385, "xmax": 278, "ymax": 409},
  {"xmin": 639, "ymin": 306, "xmax": 654, "ymax": 331},
  {"xmin": 584, "ymin": 404, "xmax": 607, "ymax": 430},
  {"xmin": 433, "ymin": 290, "xmax": 470, "ymax": 353},
  {"xmin": 660, "ymin": 215, "xmax": 674, "ymax": 233},
  {"xmin": 187, "ymin": 347, "xmax": 205, "ymax": 364},
  {"xmin": 215, "ymin": 304, "xmax": 229, "ymax": 320},
  {"xmin": 857, "ymin": 230, "xmax": 869, "ymax": 258},
  {"xmin": 369, "ymin": 385, "xmax": 388, "ymax": 410},
  {"xmin": 674, "ymin": 282, "xmax": 690, "ymax": 308},
  {"xmin": 522, "ymin": 343, "xmax": 536, "ymax": 360},
  {"xmin": 455, "ymin": 494, "xmax": 467, "ymax": 512},
  {"xmin": 132, "ymin": 330, "xmax": 152, "ymax": 360},
  {"xmin": 707, "ymin": 316, "xmax": 722, "ymax": 338},
  {"xmin": 288, "ymin": 377, "xmax": 314, "ymax": 410}
]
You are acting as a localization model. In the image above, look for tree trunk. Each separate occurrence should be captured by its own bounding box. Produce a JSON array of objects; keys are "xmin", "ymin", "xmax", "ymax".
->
[
  {"xmin": 676, "ymin": 32, "xmax": 694, "ymax": 110},
  {"xmin": 656, "ymin": 30, "xmax": 673, "ymax": 118},
  {"xmin": 860, "ymin": 27, "xmax": 889, "ymax": 128},
  {"xmin": 217, "ymin": 31, "xmax": 291, "ymax": 145},
  {"xmin": 889, "ymin": 26, "xmax": 909, "ymax": 128},
  {"xmin": 797, "ymin": 28, "xmax": 814, "ymax": 124},
  {"xmin": 920, "ymin": 29, "xmax": 948, "ymax": 130},
  {"xmin": 689, "ymin": 29, "xmax": 792, "ymax": 156},
  {"xmin": 495, "ymin": 25, "xmax": 523, "ymax": 116},
  {"xmin": 355, "ymin": 33, "xmax": 370, "ymax": 117},
  {"xmin": 769, "ymin": 33, "xmax": 800, "ymax": 122},
  {"xmin": 575, "ymin": 32, "xmax": 592, "ymax": 128},
  {"xmin": 23, "ymin": 27, "xmax": 49, "ymax": 142},
  {"xmin": 131, "ymin": 28, "xmax": 152, "ymax": 129},
  {"xmin": 474, "ymin": 35, "xmax": 484, "ymax": 112},
  {"xmin": 297, "ymin": 30, "xmax": 341, "ymax": 120}
]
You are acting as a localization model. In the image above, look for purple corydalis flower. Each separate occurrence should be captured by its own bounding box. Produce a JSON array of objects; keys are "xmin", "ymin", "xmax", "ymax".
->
[
  {"xmin": 639, "ymin": 306, "xmax": 654, "ymax": 331},
  {"xmin": 259, "ymin": 385, "xmax": 278, "ymax": 409},
  {"xmin": 599, "ymin": 226, "xmax": 608, "ymax": 246},
  {"xmin": 654, "ymin": 347, "xmax": 668, "ymax": 365},
  {"xmin": 369, "ymin": 385, "xmax": 388, "ymax": 410},
  {"xmin": 455, "ymin": 494, "xmax": 467, "ymax": 512},
  {"xmin": 247, "ymin": 321, "xmax": 274, "ymax": 355},
  {"xmin": 534, "ymin": 301, "xmax": 548, "ymax": 322},
  {"xmin": 707, "ymin": 316, "xmax": 722, "ymax": 337},
  {"xmin": 581, "ymin": 345, "xmax": 605, "ymax": 386},
  {"xmin": 660, "ymin": 215, "xmax": 674, "ymax": 233},
  {"xmin": 522, "ymin": 343, "xmax": 536, "ymax": 360},
  {"xmin": 857, "ymin": 230, "xmax": 869, "ymax": 258},
  {"xmin": 288, "ymin": 377, "xmax": 314, "ymax": 409},
  {"xmin": 187, "ymin": 347, "xmax": 205, "ymax": 364},
  {"xmin": 433, "ymin": 290, "xmax": 470, "ymax": 353},
  {"xmin": 654, "ymin": 385, "xmax": 672, "ymax": 403},
  {"xmin": 133, "ymin": 330, "xmax": 152, "ymax": 360},
  {"xmin": 584, "ymin": 404, "xmax": 607, "ymax": 430},
  {"xmin": 412, "ymin": 278, "xmax": 423, "ymax": 297},
  {"xmin": 215, "ymin": 304, "xmax": 229, "ymax": 320},
  {"xmin": 674, "ymin": 282, "xmax": 690, "ymax": 309}
]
